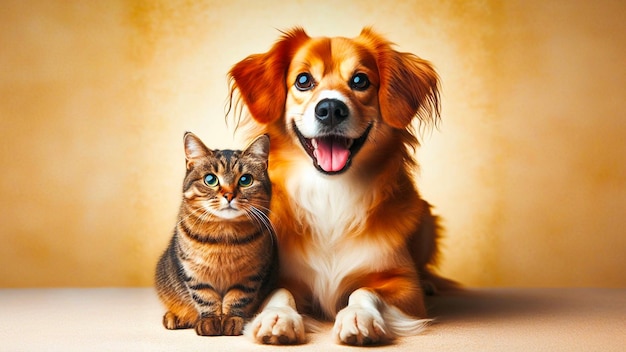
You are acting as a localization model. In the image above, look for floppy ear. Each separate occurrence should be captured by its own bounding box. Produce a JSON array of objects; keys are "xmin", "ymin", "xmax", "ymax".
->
[
  {"xmin": 359, "ymin": 28, "xmax": 440, "ymax": 129},
  {"xmin": 228, "ymin": 28, "xmax": 310, "ymax": 124}
]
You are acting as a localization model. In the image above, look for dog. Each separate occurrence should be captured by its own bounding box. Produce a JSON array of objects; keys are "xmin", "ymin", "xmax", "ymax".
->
[{"xmin": 228, "ymin": 27, "xmax": 454, "ymax": 345}]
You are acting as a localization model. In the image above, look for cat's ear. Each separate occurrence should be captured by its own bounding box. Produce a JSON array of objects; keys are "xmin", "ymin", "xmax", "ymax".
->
[
  {"xmin": 243, "ymin": 134, "xmax": 270, "ymax": 164},
  {"xmin": 184, "ymin": 132, "xmax": 212, "ymax": 170}
]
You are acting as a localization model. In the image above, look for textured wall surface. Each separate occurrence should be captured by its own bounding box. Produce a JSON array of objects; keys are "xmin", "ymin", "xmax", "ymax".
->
[{"xmin": 1, "ymin": 0, "xmax": 625, "ymax": 287}]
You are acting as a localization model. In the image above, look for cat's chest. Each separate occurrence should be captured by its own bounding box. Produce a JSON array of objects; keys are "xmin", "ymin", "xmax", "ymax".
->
[
  {"xmin": 182, "ymin": 243, "xmax": 257, "ymax": 288},
  {"xmin": 186, "ymin": 244, "xmax": 244, "ymax": 266}
]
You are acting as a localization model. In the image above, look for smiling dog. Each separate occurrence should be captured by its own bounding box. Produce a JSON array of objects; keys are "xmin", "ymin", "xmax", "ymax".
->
[{"xmin": 228, "ymin": 27, "xmax": 453, "ymax": 345}]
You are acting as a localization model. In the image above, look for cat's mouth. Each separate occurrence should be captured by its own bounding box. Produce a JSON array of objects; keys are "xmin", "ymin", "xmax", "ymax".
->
[
  {"xmin": 292, "ymin": 121, "xmax": 372, "ymax": 175},
  {"xmin": 215, "ymin": 207, "xmax": 244, "ymax": 220},
  {"xmin": 206, "ymin": 202, "xmax": 244, "ymax": 220}
]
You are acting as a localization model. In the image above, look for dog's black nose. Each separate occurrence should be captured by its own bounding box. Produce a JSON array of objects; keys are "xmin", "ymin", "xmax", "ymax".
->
[{"xmin": 315, "ymin": 99, "xmax": 349, "ymax": 127}]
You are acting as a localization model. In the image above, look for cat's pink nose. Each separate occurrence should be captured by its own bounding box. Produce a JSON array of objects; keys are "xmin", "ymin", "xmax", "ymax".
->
[{"xmin": 224, "ymin": 193, "xmax": 234, "ymax": 202}]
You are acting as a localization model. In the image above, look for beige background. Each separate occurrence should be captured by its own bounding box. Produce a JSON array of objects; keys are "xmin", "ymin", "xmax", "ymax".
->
[{"xmin": 1, "ymin": 0, "xmax": 624, "ymax": 288}]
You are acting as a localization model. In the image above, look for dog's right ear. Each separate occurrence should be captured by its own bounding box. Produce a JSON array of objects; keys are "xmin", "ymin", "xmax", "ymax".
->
[
  {"xmin": 358, "ymin": 28, "xmax": 441, "ymax": 130},
  {"xmin": 228, "ymin": 28, "xmax": 310, "ymax": 124}
]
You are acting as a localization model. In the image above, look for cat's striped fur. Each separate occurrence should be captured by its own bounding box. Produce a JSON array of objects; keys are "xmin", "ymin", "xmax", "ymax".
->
[{"xmin": 155, "ymin": 132, "xmax": 277, "ymax": 336}]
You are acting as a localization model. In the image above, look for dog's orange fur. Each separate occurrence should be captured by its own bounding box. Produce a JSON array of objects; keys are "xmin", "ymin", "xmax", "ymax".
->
[{"xmin": 229, "ymin": 27, "xmax": 455, "ymax": 344}]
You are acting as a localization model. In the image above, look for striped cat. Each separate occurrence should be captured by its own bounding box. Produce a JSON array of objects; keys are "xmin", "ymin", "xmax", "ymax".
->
[{"xmin": 155, "ymin": 132, "xmax": 277, "ymax": 336}]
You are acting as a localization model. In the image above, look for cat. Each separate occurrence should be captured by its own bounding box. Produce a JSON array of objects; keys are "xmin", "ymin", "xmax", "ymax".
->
[{"xmin": 155, "ymin": 132, "xmax": 277, "ymax": 336}]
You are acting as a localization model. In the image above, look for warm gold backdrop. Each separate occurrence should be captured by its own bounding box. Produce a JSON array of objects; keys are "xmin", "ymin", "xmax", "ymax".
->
[{"xmin": 1, "ymin": 0, "xmax": 625, "ymax": 287}]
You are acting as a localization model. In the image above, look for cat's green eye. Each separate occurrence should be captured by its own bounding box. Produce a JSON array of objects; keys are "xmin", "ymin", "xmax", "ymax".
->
[
  {"xmin": 204, "ymin": 173, "xmax": 219, "ymax": 187},
  {"xmin": 238, "ymin": 174, "xmax": 253, "ymax": 187}
]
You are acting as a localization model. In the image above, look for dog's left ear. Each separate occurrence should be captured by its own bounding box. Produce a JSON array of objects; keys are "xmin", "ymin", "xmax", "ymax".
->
[
  {"xmin": 229, "ymin": 28, "xmax": 310, "ymax": 124},
  {"xmin": 359, "ymin": 28, "xmax": 441, "ymax": 129}
]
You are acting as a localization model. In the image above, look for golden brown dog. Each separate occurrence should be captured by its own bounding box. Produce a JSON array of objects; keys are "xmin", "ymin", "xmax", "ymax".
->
[{"xmin": 228, "ymin": 27, "xmax": 453, "ymax": 345}]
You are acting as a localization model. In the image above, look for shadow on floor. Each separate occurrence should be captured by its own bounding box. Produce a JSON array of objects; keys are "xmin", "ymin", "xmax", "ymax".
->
[{"xmin": 424, "ymin": 288, "xmax": 584, "ymax": 322}]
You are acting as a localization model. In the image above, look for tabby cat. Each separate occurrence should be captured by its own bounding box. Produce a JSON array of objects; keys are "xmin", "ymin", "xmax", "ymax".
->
[{"xmin": 155, "ymin": 132, "xmax": 277, "ymax": 336}]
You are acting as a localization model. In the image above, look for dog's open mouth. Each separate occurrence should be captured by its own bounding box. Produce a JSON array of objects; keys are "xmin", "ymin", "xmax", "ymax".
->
[{"xmin": 293, "ymin": 121, "xmax": 372, "ymax": 175}]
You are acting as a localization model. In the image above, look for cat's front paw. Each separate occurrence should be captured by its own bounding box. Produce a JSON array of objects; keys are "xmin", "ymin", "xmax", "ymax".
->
[
  {"xmin": 163, "ymin": 311, "xmax": 194, "ymax": 330},
  {"xmin": 244, "ymin": 306, "xmax": 305, "ymax": 344},
  {"xmin": 222, "ymin": 316, "xmax": 245, "ymax": 336},
  {"xmin": 333, "ymin": 305, "xmax": 388, "ymax": 345},
  {"xmin": 195, "ymin": 316, "xmax": 222, "ymax": 336}
]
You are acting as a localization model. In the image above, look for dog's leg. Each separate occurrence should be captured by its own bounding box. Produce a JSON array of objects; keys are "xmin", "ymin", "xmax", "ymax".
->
[
  {"xmin": 333, "ymin": 288, "xmax": 430, "ymax": 345},
  {"xmin": 243, "ymin": 288, "xmax": 306, "ymax": 345}
]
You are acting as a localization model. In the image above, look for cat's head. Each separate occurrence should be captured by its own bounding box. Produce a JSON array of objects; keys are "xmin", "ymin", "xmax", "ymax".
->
[{"xmin": 182, "ymin": 132, "xmax": 271, "ymax": 221}]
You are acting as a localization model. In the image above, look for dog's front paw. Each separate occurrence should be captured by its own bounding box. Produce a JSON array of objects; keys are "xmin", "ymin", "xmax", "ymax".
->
[
  {"xmin": 244, "ymin": 306, "xmax": 305, "ymax": 345},
  {"xmin": 333, "ymin": 305, "xmax": 389, "ymax": 345}
]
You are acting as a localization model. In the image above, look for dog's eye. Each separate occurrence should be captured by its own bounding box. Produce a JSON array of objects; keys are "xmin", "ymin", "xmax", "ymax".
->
[
  {"xmin": 295, "ymin": 73, "xmax": 314, "ymax": 91},
  {"xmin": 350, "ymin": 73, "xmax": 370, "ymax": 91}
]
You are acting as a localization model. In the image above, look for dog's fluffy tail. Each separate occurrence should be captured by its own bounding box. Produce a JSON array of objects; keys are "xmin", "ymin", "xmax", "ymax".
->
[
  {"xmin": 382, "ymin": 302, "xmax": 432, "ymax": 338},
  {"xmin": 302, "ymin": 315, "xmax": 326, "ymax": 333}
]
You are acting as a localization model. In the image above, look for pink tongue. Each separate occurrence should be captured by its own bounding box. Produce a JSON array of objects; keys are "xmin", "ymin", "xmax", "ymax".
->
[{"xmin": 315, "ymin": 137, "xmax": 350, "ymax": 172}]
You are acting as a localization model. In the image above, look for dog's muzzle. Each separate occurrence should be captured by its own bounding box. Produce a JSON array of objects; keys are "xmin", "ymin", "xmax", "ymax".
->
[
  {"xmin": 293, "ymin": 99, "xmax": 372, "ymax": 175},
  {"xmin": 315, "ymin": 98, "xmax": 349, "ymax": 128}
]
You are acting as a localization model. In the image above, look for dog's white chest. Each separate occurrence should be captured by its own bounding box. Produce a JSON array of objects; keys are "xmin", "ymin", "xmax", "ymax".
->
[
  {"xmin": 281, "ymin": 169, "xmax": 401, "ymax": 317},
  {"xmin": 287, "ymin": 171, "xmax": 370, "ymax": 241},
  {"xmin": 281, "ymin": 232, "xmax": 385, "ymax": 314}
]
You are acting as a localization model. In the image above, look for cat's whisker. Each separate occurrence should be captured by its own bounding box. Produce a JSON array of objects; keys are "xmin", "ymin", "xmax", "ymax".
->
[
  {"xmin": 248, "ymin": 206, "xmax": 277, "ymax": 246},
  {"xmin": 180, "ymin": 201, "xmax": 219, "ymax": 232},
  {"xmin": 195, "ymin": 208, "xmax": 215, "ymax": 229},
  {"xmin": 240, "ymin": 198, "xmax": 272, "ymax": 215},
  {"xmin": 177, "ymin": 206, "xmax": 206, "ymax": 228},
  {"xmin": 240, "ymin": 205, "xmax": 262, "ymax": 230},
  {"xmin": 251, "ymin": 203, "xmax": 272, "ymax": 214},
  {"xmin": 249, "ymin": 207, "xmax": 271, "ymax": 230},
  {"xmin": 242, "ymin": 209, "xmax": 259, "ymax": 231}
]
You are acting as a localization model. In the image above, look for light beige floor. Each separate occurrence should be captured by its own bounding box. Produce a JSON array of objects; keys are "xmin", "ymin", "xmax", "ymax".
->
[{"xmin": 1, "ymin": 288, "xmax": 624, "ymax": 351}]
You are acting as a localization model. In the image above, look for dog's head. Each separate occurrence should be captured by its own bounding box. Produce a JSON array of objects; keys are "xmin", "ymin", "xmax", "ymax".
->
[{"xmin": 229, "ymin": 27, "xmax": 440, "ymax": 175}]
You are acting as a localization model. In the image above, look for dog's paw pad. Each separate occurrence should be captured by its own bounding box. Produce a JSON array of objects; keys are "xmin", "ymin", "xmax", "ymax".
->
[
  {"xmin": 333, "ymin": 306, "xmax": 389, "ymax": 345},
  {"xmin": 245, "ymin": 306, "xmax": 305, "ymax": 345}
]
